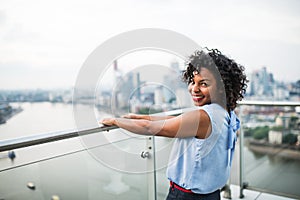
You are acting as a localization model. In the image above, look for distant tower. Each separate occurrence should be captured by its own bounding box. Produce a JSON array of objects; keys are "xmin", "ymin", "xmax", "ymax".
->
[
  {"xmin": 112, "ymin": 60, "xmax": 124, "ymax": 111},
  {"xmin": 154, "ymin": 86, "xmax": 164, "ymax": 105},
  {"xmin": 250, "ymin": 67, "xmax": 274, "ymax": 98},
  {"xmin": 163, "ymin": 60, "xmax": 183, "ymax": 103},
  {"xmin": 136, "ymin": 73, "xmax": 141, "ymax": 101},
  {"xmin": 170, "ymin": 60, "xmax": 180, "ymax": 73},
  {"xmin": 261, "ymin": 67, "xmax": 271, "ymax": 96},
  {"xmin": 112, "ymin": 60, "xmax": 120, "ymax": 110},
  {"xmin": 113, "ymin": 60, "xmax": 118, "ymax": 71}
]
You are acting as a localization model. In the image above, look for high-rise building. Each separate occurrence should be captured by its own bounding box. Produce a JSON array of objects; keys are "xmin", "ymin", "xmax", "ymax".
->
[{"xmin": 249, "ymin": 67, "xmax": 274, "ymax": 98}]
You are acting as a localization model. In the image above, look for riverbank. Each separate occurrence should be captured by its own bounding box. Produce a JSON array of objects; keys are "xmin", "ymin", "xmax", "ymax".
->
[
  {"xmin": 0, "ymin": 106, "xmax": 23, "ymax": 124},
  {"xmin": 247, "ymin": 139, "xmax": 300, "ymax": 160}
]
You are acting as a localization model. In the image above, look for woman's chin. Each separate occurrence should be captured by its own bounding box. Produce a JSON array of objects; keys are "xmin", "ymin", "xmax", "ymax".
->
[{"xmin": 193, "ymin": 101, "xmax": 204, "ymax": 106}]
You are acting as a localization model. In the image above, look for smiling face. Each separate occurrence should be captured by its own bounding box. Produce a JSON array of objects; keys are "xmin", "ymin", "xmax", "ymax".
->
[{"xmin": 188, "ymin": 67, "xmax": 219, "ymax": 107}]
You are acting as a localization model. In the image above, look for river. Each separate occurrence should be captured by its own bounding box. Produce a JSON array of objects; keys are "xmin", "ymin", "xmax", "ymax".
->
[{"xmin": 0, "ymin": 102, "xmax": 300, "ymax": 198}]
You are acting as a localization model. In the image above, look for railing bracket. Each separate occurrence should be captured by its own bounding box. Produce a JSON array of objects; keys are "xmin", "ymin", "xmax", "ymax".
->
[{"xmin": 27, "ymin": 182, "xmax": 36, "ymax": 190}]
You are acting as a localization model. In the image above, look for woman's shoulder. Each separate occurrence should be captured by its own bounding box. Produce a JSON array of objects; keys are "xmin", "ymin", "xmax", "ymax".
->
[
  {"xmin": 201, "ymin": 103, "xmax": 226, "ymax": 113},
  {"xmin": 200, "ymin": 103, "xmax": 229, "ymax": 122}
]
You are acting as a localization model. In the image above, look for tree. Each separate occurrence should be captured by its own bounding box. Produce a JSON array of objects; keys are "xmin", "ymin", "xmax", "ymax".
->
[
  {"xmin": 270, "ymin": 126, "xmax": 284, "ymax": 131},
  {"xmin": 253, "ymin": 126, "xmax": 269, "ymax": 140},
  {"xmin": 282, "ymin": 133, "xmax": 298, "ymax": 145},
  {"xmin": 289, "ymin": 116, "xmax": 299, "ymax": 129}
]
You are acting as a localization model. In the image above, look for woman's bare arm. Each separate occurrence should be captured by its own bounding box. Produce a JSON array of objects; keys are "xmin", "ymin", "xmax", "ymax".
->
[
  {"xmin": 101, "ymin": 110, "xmax": 211, "ymax": 139},
  {"xmin": 122, "ymin": 113, "xmax": 175, "ymax": 121}
]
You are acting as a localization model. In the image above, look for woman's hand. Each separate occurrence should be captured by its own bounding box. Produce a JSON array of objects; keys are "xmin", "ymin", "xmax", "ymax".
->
[
  {"xmin": 101, "ymin": 118, "xmax": 116, "ymax": 126},
  {"xmin": 122, "ymin": 113, "xmax": 146, "ymax": 119},
  {"xmin": 101, "ymin": 114, "xmax": 146, "ymax": 126}
]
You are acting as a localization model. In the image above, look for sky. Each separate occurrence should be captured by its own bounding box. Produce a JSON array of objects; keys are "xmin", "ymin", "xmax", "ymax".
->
[{"xmin": 0, "ymin": 0, "xmax": 300, "ymax": 90}]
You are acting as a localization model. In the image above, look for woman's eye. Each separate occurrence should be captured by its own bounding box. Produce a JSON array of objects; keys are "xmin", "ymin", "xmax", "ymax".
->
[{"xmin": 200, "ymin": 82, "xmax": 207, "ymax": 87}]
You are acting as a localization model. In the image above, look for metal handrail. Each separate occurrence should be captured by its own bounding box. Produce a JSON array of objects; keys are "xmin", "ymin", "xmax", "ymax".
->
[
  {"xmin": 0, "ymin": 126, "xmax": 115, "ymax": 152},
  {"xmin": 0, "ymin": 107, "xmax": 188, "ymax": 152},
  {"xmin": 0, "ymin": 100, "xmax": 299, "ymax": 152},
  {"xmin": 237, "ymin": 100, "xmax": 300, "ymax": 106}
]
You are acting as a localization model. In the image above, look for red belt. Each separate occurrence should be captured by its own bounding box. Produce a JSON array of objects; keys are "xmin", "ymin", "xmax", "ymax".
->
[{"xmin": 170, "ymin": 181, "xmax": 193, "ymax": 193}]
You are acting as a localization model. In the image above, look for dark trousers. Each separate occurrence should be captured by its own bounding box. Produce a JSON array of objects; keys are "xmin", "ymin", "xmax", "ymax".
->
[{"xmin": 166, "ymin": 187, "xmax": 220, "ymax": 200}]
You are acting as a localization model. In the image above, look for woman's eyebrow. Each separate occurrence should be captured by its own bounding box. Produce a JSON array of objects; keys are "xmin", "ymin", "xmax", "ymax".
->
[{"xmin": 199, "ymin": 79, "xmax": 210, "ymax": 82}]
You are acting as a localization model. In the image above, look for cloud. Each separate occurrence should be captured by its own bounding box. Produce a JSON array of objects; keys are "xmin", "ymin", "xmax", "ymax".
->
[{"xmin": 0, "ymin": 0, "xmax": 300, "ymax": 89}]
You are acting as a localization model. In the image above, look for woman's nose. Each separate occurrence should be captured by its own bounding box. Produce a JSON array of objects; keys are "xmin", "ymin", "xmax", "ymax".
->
[{"xmin": 192, "ymin": 84, "xmax": 201, "ymax": 93}]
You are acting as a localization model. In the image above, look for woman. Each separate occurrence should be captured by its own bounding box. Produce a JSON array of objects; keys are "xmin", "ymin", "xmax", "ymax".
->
[{"xmin": 101, "ymin": 48, "xmax": 248, "ymax": 199}]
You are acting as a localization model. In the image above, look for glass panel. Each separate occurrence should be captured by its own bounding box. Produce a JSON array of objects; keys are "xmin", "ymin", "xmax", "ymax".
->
[
  {"xmin": 241, "ymin": 104, "xmax": 300, "ymax": 198},
  {"xmin": 154, "ymin": 137, "xmax": 174, "ymax": 200},
  {"xmin": 0, "ymin": 135, "xmax": 152, "ymax": 200}
]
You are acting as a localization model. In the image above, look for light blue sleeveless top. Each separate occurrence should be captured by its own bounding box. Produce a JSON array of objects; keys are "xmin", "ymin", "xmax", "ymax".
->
[{"xmin": 167, "ymin": 103, "xmax": 240, "ymax": 194}]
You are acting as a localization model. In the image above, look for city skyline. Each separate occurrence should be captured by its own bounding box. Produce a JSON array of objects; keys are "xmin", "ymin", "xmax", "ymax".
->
[
  {"xmin": 0, "ymin": 0, "xmax": 300, "ymax": 90},
  {"xmin": 1, "ymin": 63, "xmax": 298, "ymax": 104},
  {"xmin": 0, "ymin": 61, "xmax": 298, "ymax": 92}
]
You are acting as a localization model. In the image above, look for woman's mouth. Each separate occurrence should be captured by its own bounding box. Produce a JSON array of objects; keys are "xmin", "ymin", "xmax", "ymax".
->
[{"xmin": 192, "ymin": 95, "xmax": 204, "ymax": 102}]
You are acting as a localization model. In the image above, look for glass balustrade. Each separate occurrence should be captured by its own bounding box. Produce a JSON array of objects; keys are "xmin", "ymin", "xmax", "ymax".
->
[
  {"xmin": 1, "ymin": 101, "xmax": 300, "ymax": 199},
  {"xmin": 0, "ymin": 131, "xmax": 153, "ymax": 200},
  {"xmin": 237, "ymin": 103, "xmax": 300, "ymax": 199}
]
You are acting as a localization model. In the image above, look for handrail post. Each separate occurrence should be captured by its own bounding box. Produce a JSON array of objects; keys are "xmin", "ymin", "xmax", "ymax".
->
[
  {"xmin": 239, "ymin": 106, "xmax": 245, "ymax": 198},
  {"xmin": 146, "ymin": 136, "xmax": 157, "ymax": 200},
  {"xmin": 222, "ymin": 180, "xmax": 232, "ymax": 199}
]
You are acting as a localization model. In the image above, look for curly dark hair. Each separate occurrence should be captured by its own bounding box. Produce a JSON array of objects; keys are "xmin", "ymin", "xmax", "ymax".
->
[{"xmin": 182, "ymin": 48, "xmax": 248, "ymax": 111}]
